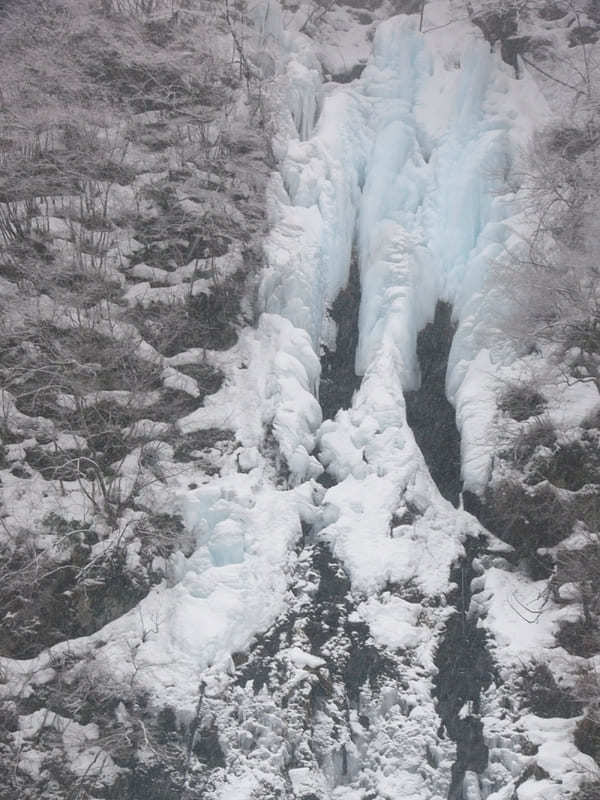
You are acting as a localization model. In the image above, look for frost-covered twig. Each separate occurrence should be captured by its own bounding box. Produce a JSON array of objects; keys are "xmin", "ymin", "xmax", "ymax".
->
[
  {"xmin": 298, "ymin": 0, "xmax": 336, "ymax": 34},
  {"xmin": 519, "ymin": 54, "xmax": 580, "ymax": 93},
  {"xmin": 508, "ymin": 588, "xmax": 551, "ymax": 623},
  {"xmin": 224, "ymin": 0, "xmax": 252, "ymax": 89}
]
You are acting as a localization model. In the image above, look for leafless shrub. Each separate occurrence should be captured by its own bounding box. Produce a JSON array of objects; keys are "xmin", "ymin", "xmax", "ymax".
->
[
  {"xmin": 100, "ymin": 0, "xmax": 183, "ymax": 18},
  {"xmin": 552, "ymin": 530, "xmax": 600, "ymax": 619},
  {"xmin": 494, "ymin": 115, "xmax": 600, "ymax": 391},
  {"xmin": 498, "ymin": 380, "xmax": 547, "ymax": 421},
  {"xmin": 480, "ymin": 477, "xmax": 572, "ymax": 575},
  {"xmin": 508, "ymin": 414, "xmax": 557, "ymax": 466}
]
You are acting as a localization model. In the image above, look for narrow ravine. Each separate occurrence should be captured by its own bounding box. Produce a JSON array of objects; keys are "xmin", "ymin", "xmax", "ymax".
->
[
  {"xmin": 404, "ymin": 301, "xmax": 462, "ymax": 507},
  {"xmin": 434, "ymin": 537, "xmax": 494, "ymax": 800},
  {"xmin": 319, "ymin": 247, "xmax": 362, "ymax": 422},
  {"xmin": 405, "ymin": 302, "xmax": 495, "ymax": 800}
]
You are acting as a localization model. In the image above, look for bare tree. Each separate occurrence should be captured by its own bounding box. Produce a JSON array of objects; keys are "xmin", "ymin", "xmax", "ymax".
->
[{"xmin": 496, "ymin": 116, "xmax": 600, "ymax": 392}]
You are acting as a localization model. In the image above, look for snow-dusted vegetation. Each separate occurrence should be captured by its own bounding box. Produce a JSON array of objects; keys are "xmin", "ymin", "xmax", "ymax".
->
[{"xmin": 1, "ymin": 0, "xmax": 600, "ymax": 798}]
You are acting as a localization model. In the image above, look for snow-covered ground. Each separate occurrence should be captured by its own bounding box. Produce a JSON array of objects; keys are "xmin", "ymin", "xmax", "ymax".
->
[{"xmin": 2, "ymin": 0, "xmax": 600, "ymax": 797}]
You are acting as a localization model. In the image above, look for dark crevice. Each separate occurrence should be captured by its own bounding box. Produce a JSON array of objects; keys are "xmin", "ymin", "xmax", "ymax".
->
[
  {"xmin": 330, "ymin": 63, "xmax": 366, "ymax": 83},
  {"xmin": 404, "ymin": 301, "xmax": 462, "ymax": 506},
  {"xmin": 235, "ymin": 540, "xmax": 395, "ymax": 701},
  {"xmin": 403, "ymin": 301, "xmax": 495, "ymax": 799},
  {"xmin": 230, "ymin": 536, "xmax": 399, "ymax": 790},
  {"xmin": 469, "ymin": 6, "xmax": 528, "ymax": 71},
  {"xmin": 319, "ymin": 247, "xmax": 362, "ymax": 422},
  {"xmin": 434, "ymin": 536, "xmax": 495, "ymax": 800}
]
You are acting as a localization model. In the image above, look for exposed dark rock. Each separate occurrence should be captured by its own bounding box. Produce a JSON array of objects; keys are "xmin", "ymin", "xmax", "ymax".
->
[
  {"xmin": 502, "ymin": 36, "xmax": 531, "ymax": 69},
  {"xmin": 405, "ymin": 301, "xmax": 462, "ymax": 507},
  {"xmin": 548, "ymin": 125, "xmax": 598, "ymax": 160},
  {"xmin": 528, "ymin": 437, "xmax": 600, "ymax": 491},
  {"xmin": 575, "ymin": 717, "xmax": 600, "ymax": 764},
  {"xmin": 342, "ymin": 0, "xmax": 385, "ymax": 9},
  {"xmin": 569, "ymin": 24, "xmax": 600, "ymax": 46},
  {"xmin": 515, "ymin": 762, "xmax": 551, "ymax": 788},
  {"xmin": 521, "ymin": 663, "xmax": 582, "ymax": 718},
  {"xmin": 193, "ymin": 724, "xmax": 226, "ymax": 768},
  {"xmin": 471, "ymin": 7, "xmax": 518, "ymax": 45},
  {"xmin": 175, "ymin": 364, "xmax": 225, "ymax": 396},
  {"xmin": 539, "ymin": 2, "xmax": 569, "ymax": 20},
  {"xmin": 319, "ymin": 247, "xmax": 362, "ymax": 421},
  {"xmin": 391, "ymin": 499, "xmax": 422, "ymax": 527},
  {"xmin": 571, "ymin": 780, "xmax": 600, "ymax": 800},
  {"xmin": 331, "ymin": 63, "xmax": 366, "ymax": 83},
  {"xmin": 236, "ymin": 540, "xmax": 396, "ymax": 721},
  {"xmin": 557, "ymin": 617, "xmax": 600, "ymax": 657},
  {"xmin": 479, "ymin": 479, "xmax": 569, "ymax": 576},
  {"xmin": 462, "ymin": 490, "xmax": 482, "ymax": 518},
  {"xmin": 434, "ymin": 537, "xmax": 495, "ymax": 800}
]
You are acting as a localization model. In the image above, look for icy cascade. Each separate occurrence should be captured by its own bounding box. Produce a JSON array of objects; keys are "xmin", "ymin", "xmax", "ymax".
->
[
  {"xmin": 3, "ymin": 5, "xmax": 599, "ymax": 798},
  {"xmin": 355, "ymin": 23, "xmax": 510, "ymax": 389},
  {"xmin": 247, "ymin": 7, "xmax": 548, "ymax": 799},
  {"xmin": 259, "ymin": 6, "xmax": 542, "ymax": 493},
  {"xmin": 255, "ymin": 7, "xmax": 545, "ymax": 596}
]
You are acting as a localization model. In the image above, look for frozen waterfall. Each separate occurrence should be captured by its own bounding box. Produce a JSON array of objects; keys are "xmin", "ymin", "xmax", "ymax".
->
[{"xmin": 88, "ymin": 5, "xmax": 553, "ymax": 799}]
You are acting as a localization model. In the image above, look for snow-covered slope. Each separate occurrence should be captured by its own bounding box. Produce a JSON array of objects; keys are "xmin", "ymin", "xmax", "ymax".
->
[{"xmin": 2, "ymin": 1, "xmax": 600, "ymax": 798}]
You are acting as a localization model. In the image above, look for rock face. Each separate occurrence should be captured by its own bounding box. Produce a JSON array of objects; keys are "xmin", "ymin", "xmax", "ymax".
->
[
  {"xmin": 405, "ymin": 302, "xmax": 461, "ymax": 507},
  {"xmin": 319, "ymin": 248, "xmax": 362, "ymax": 422},
  {"xmin": 1, "ymin": 2, "xmax": 600, "ymax": 799}
]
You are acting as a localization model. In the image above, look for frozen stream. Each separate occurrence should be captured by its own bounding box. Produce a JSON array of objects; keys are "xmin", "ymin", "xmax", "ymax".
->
[
  {"xmin": 244, "ymin": 6, "xmax": 541, "ymax": 798},
  {"xmin": 206, "ymin": 5, "xmax": 541, "ymax": 798},
  {"xmin": 258, "ymin": 4, "xmax": 539, "ymax": 594}
]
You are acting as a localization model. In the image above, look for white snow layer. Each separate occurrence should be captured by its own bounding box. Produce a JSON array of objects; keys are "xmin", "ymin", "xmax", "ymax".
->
[
  {"xmin": 17, "ymin": 0, "xmax": 545, "ymax": 709},
  {"xmin": 0, "ymin": 4, "xmax": 575, "ymax": 798}
]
